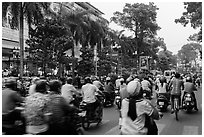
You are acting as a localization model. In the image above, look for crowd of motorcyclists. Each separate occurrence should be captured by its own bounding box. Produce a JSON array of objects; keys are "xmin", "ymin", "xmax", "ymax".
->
[{"xmin": 2, "ymin": 70, "xmax": 201, "ymax": 135}]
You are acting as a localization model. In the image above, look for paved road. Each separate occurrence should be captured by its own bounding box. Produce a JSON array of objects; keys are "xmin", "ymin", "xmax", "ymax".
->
[{"xmin": 84, "ymin": 86, "xmax": 202, "ymax": 135}]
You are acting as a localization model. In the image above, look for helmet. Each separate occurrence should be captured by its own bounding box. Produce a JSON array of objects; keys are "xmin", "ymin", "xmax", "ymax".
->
[
  {"xmin": 120, "ymin": 78, "xmax": 124, "ymax": 82},
  {"xmin": 66, "ymin": 77, "xmax": 73, "ymax": 84},
  {"xmin": 126, "ymin": 81, "xmax": 141, "ymax": 97},
  {"xmin": 159, "ymin": 76, "xmax": 166, "ymax": 83},
  {"xmin": 32, "ymin": 77, "xmax": 40, "ymax": 84},
  {"xmin": 49, "ymin": 80, "xmax": 62, "ymax": 93},
  {"xmin": 106, "ymin": 77, "xmax": 111, "ymax": 81},
  {"xmin": 35, "ymin": 79, "xmax": 48, "ymax": 93},
  {"xmin": 84, "ymin": 77, "xmax": 91, "ymax": 84},
  {"xmin": 186, "ymin": 77, "xmax": 192, "ymax": 82}
]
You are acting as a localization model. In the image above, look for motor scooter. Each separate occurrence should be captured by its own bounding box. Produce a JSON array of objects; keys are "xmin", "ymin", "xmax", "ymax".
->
[
  {"xmin": 103, "ymin": 91, "xmax": 115, "ymax": 107},
  {"xmin": 79, "ymin": 94, "xmax": 104, "ymax": 130},
  {"xmin": 115, "ymin": 89, "xmax": 121, "ymax": 109},
  {"xmin": 142, "ymin": 90, "xmax": 152, "ymax": 100},
  {"xmin": 182, "ymin": 92, "xmax": 195, "ymax": 112},
  {"xmin": 157, "ymin": 93, "xmax": 170, "ymax": 112},
  {"xmin": 2, "ymin": 107, "xmax": 26, "ymax": 135}
]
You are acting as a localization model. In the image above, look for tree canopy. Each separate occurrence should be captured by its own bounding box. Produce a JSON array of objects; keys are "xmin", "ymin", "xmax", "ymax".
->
[{"xmin": 175, "ymin": 2, "xmax": 202, "ymax": 42}]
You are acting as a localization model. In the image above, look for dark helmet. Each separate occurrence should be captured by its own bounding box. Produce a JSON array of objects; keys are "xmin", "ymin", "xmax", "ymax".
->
[
  {"xmin": 35, "ymin": 79, "xmax": 48, "ymax": 93},
  {"xmin": 175, "ymin": 72, "xmax": 180, "ymax": 78},
  {"xmin": 49, "ymin": 80, "xmax": 62, "ymax": 93},
  {"xmin": 84, "ymin": 77, "xmax": 92, "ymax": 84},
  {"xmin": 159, "ymin": 76, "xmax": 166, "ymax": 83},
  {"xmin": 186, "ymin": 76, "xmax": 192, "ymax": 82},
  {"xmin": 66, "ymin": 77, "xmax": 73, "ymax": 84}
]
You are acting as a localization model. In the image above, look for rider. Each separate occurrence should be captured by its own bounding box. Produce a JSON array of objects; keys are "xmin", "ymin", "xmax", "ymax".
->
[
  {"xmin": 61, "ymin": 77, "xmax": 79, "ymax": 105},
  {"xmin": 115, "ymin": 76, "xmax": 122, "ymax": 90},
  {"xmin": 120, "ymin": 80, "xmax": 160, "ymax": 135},
  {"xmin": 156, "ymin": 76, "xmax": 170, "ymax": 100},
  {"xmin": 182, "ymin": 76, "xmax": 198, "ymax": 111},
  {"xmin": 104, "ymin": 77, "xmax": 115, "ymax": 101},
  {"xmin": 168, "ymin": 72, "xmax": 184, "ymax": 114},
  {"xmin": 92, "ymin": 76, "xmax": 104, "ymax": 91},
  {"xmin": 81, "ymin": 77, "xmax": 100, "ymax": 113},
  {"xmin": 141, "ymin": 76, "xmax": 152, "ymax": 98},
  {"xmin": 47, "ymin": 80, "xmax": 79, "ymax": 135},
  {"xmin": 28, "ymin": 77, "xmax": 40, "ymax": 95},
  {"xmin": 2, "ymin": 77, "xmax": 25, "ymax": 134}
]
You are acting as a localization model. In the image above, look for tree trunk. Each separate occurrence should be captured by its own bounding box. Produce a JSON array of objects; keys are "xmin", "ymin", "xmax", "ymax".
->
[
  {"xmin": 19, "ymin": 2, "xmax": 24, "ymax": 78},
  {"xmin": 72, "ymin": 39, "xmax": 76, "ymax": 81}
]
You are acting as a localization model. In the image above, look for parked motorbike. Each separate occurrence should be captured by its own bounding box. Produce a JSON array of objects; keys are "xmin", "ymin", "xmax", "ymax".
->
[
  {"xmin": 115, "ymin": 89, "xmax": 121, "ymax": 109},
  {"xmin": 79, "ymin": 94, "xmax": 104, "ymax": 130},
  {"xmin": 157, "ymin": 93, "xmax": 170, "ymax": 112},
  {"xmin": 182, "ymin": 92, "xmax": 195, "ymax": 112}
]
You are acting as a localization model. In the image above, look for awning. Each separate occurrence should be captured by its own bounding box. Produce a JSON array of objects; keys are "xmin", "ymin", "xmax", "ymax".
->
[
  {"xmin": 2, "ymin": 39, "xmax": 19, "ymax": 49},
  {"xmin": 2, "ymin": 48, "xmax": 13, "ymax": 56}
]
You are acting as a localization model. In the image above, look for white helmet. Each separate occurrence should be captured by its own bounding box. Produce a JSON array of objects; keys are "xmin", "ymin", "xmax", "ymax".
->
[
  {"xmin": 126, "ymin": 81, "xmax": 141, "ymax": 96},
  {"xmin": 106, "ymin": 77, "xmax": 111, "ymax": 81}
]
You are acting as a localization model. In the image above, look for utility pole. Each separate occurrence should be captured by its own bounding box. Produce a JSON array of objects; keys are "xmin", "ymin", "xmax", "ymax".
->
[{"xmin": 19, "ymin": 2, "xmax": 24, "ymax": 78}]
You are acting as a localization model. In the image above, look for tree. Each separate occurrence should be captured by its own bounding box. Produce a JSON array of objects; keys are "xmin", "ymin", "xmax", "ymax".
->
[
  {"xmin": 97, "ymin": 48, "xmax": 112, "ymax": 76},
  {"xmin": 177, "ymin": 43, "xmax": 201, "ymax": 73},
  {"xmin": 111, "ymin": 2, "xmax": 161, "ymax": 69},
  {"xmin": 2, "ymin": 2, "xmax": 52, "ymax": 78},
  {"xmin": 26, "ymin": 18, "xmax": 73, "ymax": 77},
  {"xmin": 77, "ymin": 47, "xmax": 94, "ymax": 77},
  {"xmin": 175, "ymin": 2, "xmax": 202, "ymax": 42},
  {"xmin": 61, "ymin": 9, "xmax": 96, "ymax": 79}
]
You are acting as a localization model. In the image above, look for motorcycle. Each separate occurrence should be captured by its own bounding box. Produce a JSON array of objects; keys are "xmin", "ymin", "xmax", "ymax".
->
[
  {"xmin": 157, "ymin": 93, "xmax": 170, "ymax": 112},
  {"xmin": 182, "ymin": 92, "xmax": 195, "ymax": 112},
  {"xmin": 115, "ymin": 89, "xmax": 121, "ymax": 109},
  {"xmin": 103, "ymin": 91, "xmax": 115, "ymax": 107},
  {"xmin": 142, "ymin": 90, "xmax": 152, "ymax": 100},
  {"xmin": 2, "ymin": 107, "xmax": 26, "ymax": 135},
  {"xmin": 79, "ymin": 94, "xmax": 104, "ymax": 130}
]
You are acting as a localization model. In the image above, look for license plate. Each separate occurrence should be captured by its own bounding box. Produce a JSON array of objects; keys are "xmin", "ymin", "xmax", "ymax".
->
[
  {"xmin": 115, "ymin": 96, "xmax": 120, "ymax": 99},
  {"xmin": 78, "ymin": 111, "xmax": 86, "ymax": 117},
  {"xmin": 186, "ymin": 98, "xmax": 191, "ymax": 101},
  {"xmin": 159, "ymin": 102, "xmax": 164, "ymax": 105}
]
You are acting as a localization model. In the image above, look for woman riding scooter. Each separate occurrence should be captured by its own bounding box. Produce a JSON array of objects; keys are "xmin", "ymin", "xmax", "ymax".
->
[{"xmin": 182, "ymin": 77, "xmax": 198, "ymax": 111}]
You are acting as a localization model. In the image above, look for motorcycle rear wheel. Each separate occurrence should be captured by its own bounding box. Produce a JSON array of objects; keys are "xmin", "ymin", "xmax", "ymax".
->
[{"xmin": 82, "ymin": 117, "xmax": 90, "ymax": 130}]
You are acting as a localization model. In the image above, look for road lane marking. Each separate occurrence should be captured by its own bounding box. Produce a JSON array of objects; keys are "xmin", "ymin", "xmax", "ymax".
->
[
  {"xmin": 182, "ymin": 126, "xmax": 198, "ymax": 135},
  {"xmin": 105, "ymin": 125, "xmax": 120, "ymax": 135},
  {"xmin": 157, "ymin": 123, "xmax": 166, "ymax": 135},
  {"xmin": 101, "ymin": 119, "xmax": 110, "ymax": 125}
]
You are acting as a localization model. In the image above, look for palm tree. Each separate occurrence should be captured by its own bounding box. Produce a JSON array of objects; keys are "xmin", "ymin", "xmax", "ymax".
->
[
  {"xmin": 62, "ymin": 9, "xmax": 99, "ymax": 78},
  {"xmin": 2, "ymin": 2, "xmax": 52, "ymax": 78}
]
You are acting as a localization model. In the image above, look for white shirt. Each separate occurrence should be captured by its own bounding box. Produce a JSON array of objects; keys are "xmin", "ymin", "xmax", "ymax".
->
[
  {"xmin": 28, "ymin": 84, "xmax": 36, "ymax": 95},
  {"xmin": 121, "ymin": 99, "xmax": 154, "ymax": 135},
  {"xmin": 115, "ymin": 79, "xmax": 121, "ymax": 89},
  {"xmin": 157, "ymin": 83, "xmax": 168, "ymax": 94},
  {"xmin": 93, "ymin": 80, "xmax": 103, "ymax": 89},
  {"xmin": 61, "ymin": 84, "xmax": 77, "ymax": 104},
  {"xmin": 81, "ymin": 83, "xmax": 99, "ymax": 103}
]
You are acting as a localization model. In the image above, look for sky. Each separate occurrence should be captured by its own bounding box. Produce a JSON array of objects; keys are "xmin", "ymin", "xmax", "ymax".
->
[{"xmin": 90, "ymin": 0, "xmax": 199, "ymax": 54}]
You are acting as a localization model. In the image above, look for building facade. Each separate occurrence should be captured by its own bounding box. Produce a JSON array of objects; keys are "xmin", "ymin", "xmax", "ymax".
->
[{"xmin": 2, "ymin": 2, "xmax": 108, "ymax": 76}]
